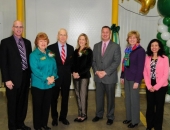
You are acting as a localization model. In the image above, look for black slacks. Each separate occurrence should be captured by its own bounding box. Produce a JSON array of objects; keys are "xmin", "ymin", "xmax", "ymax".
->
[
  {"xmin": 31, "ymin": 87, "xmax": 52, "ymax": 129},
  {"xmin": 146, "ymin": 79, "xmax": 167, "ymax": 130},
  {"xmin": 51, "ymin": 74, "xmax": 71, "ymax": 120},
  {"xmin": 6, "ymin": 70, "xmax": 30, "ymax": 130}
]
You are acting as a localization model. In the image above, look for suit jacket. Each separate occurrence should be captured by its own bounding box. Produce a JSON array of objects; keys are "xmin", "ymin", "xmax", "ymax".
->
[
  {"xmin": 143, "ymin": 55, "xmax": 169, "ymax": 91},
  {"xmin": 92, "ymin": 40, "xmax": 121, "ymax": 84},
  {"xmin": 47, "ymin": 42, "xmax": 74, "ymax": 85},
  {"xmin": 120, "ymin": 46, "xmax": 146, "ymax": 83},
  {"xmin": 72, "ymin": 48, "xmax": 93, "ymax": 78},
  {"xmin": 0, "ymin": 35, "xmax": 32, "ymax": 88}
]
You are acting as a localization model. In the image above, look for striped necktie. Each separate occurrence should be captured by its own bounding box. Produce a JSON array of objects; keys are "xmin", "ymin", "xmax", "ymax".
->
[
  {"xmin": 61, "ymin": 45, "xmax": 66, "ymax": 64},
  {"xmin": 18, "ymin": 39, "xmax": 28, "ymax": 70}
]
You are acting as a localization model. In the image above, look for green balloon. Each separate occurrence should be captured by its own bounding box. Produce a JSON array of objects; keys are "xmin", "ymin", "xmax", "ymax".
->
[
  {"xmin": 164, "ymin": 46, "xmax": 169, "ymax": 55},
  {"xmin": 159, "ymin": 39, "xmax": 166, "ymax": 46},
  {"xmin": 163, "ymin": 17, "xmax": 170, "ymax": 26},
  {"xmin": 168, "ymin": 27, "xmax": 170, "ymax": 33},
  {"xmin": 168, "ymin": 85, "xmax": 170, "ymax": 94},
  {"xmin": 167, "ymin": 54, "xmax": 170, "ymax": 61},
  {"xmin": 158, "ymin": 0, "xmax": 170, "ymax": 17},
  {"xmin": 157, "ymin": 33, "xmax": 162, "ymax": 39}
]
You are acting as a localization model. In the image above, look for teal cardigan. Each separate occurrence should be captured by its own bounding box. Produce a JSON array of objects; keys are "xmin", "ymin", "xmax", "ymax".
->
[{"xmin": 29, "ymin": 48, "xmax": 58, "ymax": 89}]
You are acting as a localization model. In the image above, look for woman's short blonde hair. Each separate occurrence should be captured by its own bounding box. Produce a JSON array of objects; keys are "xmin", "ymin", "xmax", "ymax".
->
[
  {"xmin": 76, "ymin": 33, "xmax": 90, "ymax": 49},
  {"xmin": 126, "ymin": 30, "xmax": 140, "ymax": 43},
  {"xmin": 34, "ymin": 32, "xmax": 49, "ymax": 47}
]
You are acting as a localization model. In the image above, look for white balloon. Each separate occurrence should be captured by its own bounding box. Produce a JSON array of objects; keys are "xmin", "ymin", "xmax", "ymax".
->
[
  {"xmin": 166, "ymin": 40, "xmax": 170, "ymax": 47},
  {"xmin": 158, "ymin": 17, "xmax": 164, "ymax": 25},
  {"xmin": 157, "ymin": 25, "xmax": 168, "ymax": 33},
  {"xmin": 161, "ymin": 32, "xmax": 170, "ymax": 40},
  {"xmin": 165, "ymin": 94, "xmax": 170, "ymax": 103}
]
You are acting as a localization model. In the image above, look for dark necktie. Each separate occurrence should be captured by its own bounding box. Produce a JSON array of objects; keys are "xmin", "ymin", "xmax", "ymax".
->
[{"xmin": 18, "ymin": 39, "xmax": 27, "ymax": 70}]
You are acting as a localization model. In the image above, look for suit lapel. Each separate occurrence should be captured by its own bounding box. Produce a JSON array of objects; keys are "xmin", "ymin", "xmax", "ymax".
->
[
  {"xmin": 10, "ymin": 36, "xmax": 21, "ymax": 59},
  {"xmin": 65, "ymin": 43, "xmax": 70, "ymax": 64},
  {"xmin": 55, "ymin": 42, "xmax": 63, "ymax": 64}
]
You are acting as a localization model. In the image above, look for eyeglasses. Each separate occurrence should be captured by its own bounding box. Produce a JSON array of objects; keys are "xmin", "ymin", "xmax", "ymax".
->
[{"xmin": 13, "ymin": 26, "xmax": 23, "ymax": 29}]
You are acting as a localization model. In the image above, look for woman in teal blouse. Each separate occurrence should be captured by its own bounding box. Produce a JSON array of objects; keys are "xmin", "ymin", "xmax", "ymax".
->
[{"xmin": 30, "ymin": 32, "xmax": 58, "ymax": 130}]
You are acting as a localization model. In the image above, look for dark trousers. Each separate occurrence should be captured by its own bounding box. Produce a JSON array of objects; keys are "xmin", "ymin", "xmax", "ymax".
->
[
  {"xmin": 73, "ymin": 78, "xmax": 89, "ymax": 117},
  {"xmin": 146, "ymin": 79, "xmax": 167, "ymax": 130},
  {"xmin": 31, "ymin": 87, "xmax": 52, "ymax": 129},
  {"xmin": 95, "ymin": 82, "xmax": 116, "ymax": 120},
  {"xmin": 6, "ymin": 70, "xmax": 30, "ymax": 130},
  {"xmin": 51, "ymin": 75, "xmax": 71, "ymax": 120}
]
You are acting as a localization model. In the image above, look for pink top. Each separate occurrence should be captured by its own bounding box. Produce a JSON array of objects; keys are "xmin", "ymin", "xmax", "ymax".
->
[{"xmin": 143, "ymin": 55, "xmax": 169, "ymax": 91}]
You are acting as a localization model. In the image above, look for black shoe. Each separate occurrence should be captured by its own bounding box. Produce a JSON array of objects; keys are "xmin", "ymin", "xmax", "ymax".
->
[
  {"xmin": 59, "ymin": 119, "xmax": 70, "ymax": 125},
  {"xmin": 92, "ymin": 116, "xmax": 103, "ymax": 122},
  {"xmin": 78, "ymin": 117, "xmax": 87, "ymax": 122},
  {"xmin": 42, "ymin": 126, "xmax": 51, "ymax": 130},
  {"xmin": 34, "ymin": 129, "xmax": 42, "ymax": 130},
  {"xmin": 74, "ymin": 117, "xmax": 81, "ymax": 122},
  {"xmin": 52, "ymin": 120, "xmax": 58, "ymax": 126},
  {"xmin": 128, "ymin": 123, "xmax": 138, "ymax": 128},
  {"xmin": 123, "ymin": 120, "xmax": 131, "ymax": 124},
  {"xmin": 106, "ymin": 119, "xmax": 113, "ymax": 125},
  {"xmin": 18, "ymin": 125, "xmax": 31, "ymax": 130}
]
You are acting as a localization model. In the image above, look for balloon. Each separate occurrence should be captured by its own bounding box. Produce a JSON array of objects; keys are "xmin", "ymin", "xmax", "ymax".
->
[
  {"xmin": 159, "ymin": 39, "xmax": 166, "ymax": 46},
  {"xmin": 165, "ymin": 94, "xmax": 170, "ymax": 103},
  {"xmin": 164, "ymin": 46, "xmax": 169, "ymax": 55},
  {"xmin": 161, "ymin": 32, "xmax": 170, "ymax": 40},
  {"xmin": 158, "ymin": 17, "xmax": 164, "ymax": 25},
  {"xmin": 158, "ymin": 0, "xmax": 170, "ymax": 17},
  {"xmin": 167, "ymin": 54, "xmax": 170, "ymax": 61},
  {"xmin": 163, "ymin": 17, "xmax": 170, "ymax": 26},
  {"xmin": 166, "ymin": 39, "xmax": 170, "ymax": 47},
  {"xmin": 168, "ymin": 27, "xmax": 170, "ymax": 33},
  {"xmin": 156, "ymin": 33, "xmax": 162, "ymax": 39},
  {"xmin": 137, "ymin": 0, "xmax": 156, "ymax": 14},
  {"xmin": 157, "ymin": 24, "xmax": 168, "ymax": 33}
]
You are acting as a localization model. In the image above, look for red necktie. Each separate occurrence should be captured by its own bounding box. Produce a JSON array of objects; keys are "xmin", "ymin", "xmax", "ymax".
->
[
  {"xmin": 61, "ymin": 45, "xmax": 66, "ymax": 64},
  {"xmin": 102, "ymin": 43, "xmax": 106, "ymax": 56}
]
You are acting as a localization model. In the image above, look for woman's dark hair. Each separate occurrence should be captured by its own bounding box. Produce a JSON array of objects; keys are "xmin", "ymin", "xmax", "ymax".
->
[{"xmin": 146, "ymin": 39, "xmax": 165, "ymax": 57}]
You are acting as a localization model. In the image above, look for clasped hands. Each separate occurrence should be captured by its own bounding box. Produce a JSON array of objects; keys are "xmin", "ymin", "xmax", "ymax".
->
[
  {"xmin": 96, "ymin": 71, "xmax": 107, "ymax": 78},
  {"xmin": 149, "ymin": 87, "xmax": 155, "ymax": 92},
  {"xmin": 47, "ymin": 76, "xmax": 55, "ymax": 85},
  {"xmin": 72, "ymin": 72, "xmax": 80, "ymax": 79}
]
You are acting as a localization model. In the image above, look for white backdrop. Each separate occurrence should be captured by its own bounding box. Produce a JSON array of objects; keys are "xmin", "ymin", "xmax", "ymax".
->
[{"xmin": 25, "ymin": 0, "xmax": 112, "ymax": 89}]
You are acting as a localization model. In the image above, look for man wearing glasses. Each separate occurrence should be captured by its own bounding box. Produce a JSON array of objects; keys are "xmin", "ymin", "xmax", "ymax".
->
[{"xmin": 0, "ymin": 20, "xmax": 32, "ymax": 130}]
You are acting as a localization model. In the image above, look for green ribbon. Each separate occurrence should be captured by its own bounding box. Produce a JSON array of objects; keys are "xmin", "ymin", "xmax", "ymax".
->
[{"xmin": 111, "ymin": 24, "xmax": 120, "ymax": 44}]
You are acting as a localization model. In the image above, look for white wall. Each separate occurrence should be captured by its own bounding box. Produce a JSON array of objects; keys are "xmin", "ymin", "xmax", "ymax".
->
[
  {"xmin": 0, "ymin": 0, "xmax": 16, "ymax": 39},
  {"xmin": 26, "ymin": 0, "xmax": 112, "ymax": 89}
]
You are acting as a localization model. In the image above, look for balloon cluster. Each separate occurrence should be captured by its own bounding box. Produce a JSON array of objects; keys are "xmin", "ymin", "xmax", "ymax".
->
[{"xmin": 157, "ymin": 17, "xmax": 170, "ymax": 95}]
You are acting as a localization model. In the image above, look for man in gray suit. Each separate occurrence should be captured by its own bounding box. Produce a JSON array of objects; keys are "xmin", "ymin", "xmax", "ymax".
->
[{"xmin": 92, "ymin": 26, "xmax": 121, "ymax": 125}]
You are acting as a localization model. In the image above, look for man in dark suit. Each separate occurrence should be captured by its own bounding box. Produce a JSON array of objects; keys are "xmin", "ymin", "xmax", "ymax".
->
[
  {"xmin": 92, "ymin": 26, "xmax": 121, "ymax": 125},
  {"xmin": 48, "ymin": 28, "xmax": 74, "ymax": 126},
  {"xmin": 0, "ymin": 20, "xmax": 32, "ymax": 130}
]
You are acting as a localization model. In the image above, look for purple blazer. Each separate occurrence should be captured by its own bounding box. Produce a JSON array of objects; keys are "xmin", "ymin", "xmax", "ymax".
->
[{"xmin": 120, "ymin": 46, "xmax": 146, "ymax": 83}]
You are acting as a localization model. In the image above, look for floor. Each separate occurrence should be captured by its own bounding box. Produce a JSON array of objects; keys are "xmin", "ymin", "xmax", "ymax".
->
[{"xmin": 0, "ymin": 89, "xmax": 170, "ymax": 130}]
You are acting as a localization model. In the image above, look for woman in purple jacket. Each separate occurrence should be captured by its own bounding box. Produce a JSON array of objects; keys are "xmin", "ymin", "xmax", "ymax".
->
[{"xmin": 120, "ymin": 31, "xmax": 145, "ymax": 128}]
